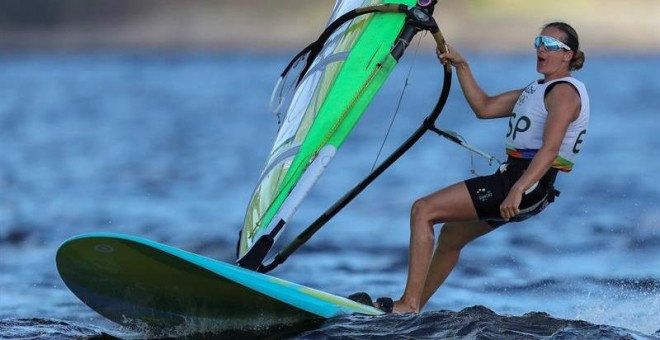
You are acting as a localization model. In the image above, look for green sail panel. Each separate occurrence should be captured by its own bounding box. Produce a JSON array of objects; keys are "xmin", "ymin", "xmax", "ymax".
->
[{"xmin": 239, "ymin": 0, "xmax": 416, "ymax": 259}]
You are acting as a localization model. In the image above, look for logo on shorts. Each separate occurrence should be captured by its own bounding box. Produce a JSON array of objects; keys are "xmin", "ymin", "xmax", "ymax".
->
[{"xmin": 477, "ymin": 188, "xmax": 493, "ymax": 202}]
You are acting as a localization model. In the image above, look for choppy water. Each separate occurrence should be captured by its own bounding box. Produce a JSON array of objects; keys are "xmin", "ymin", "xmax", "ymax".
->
[{"xmin": 1, "ymin": 51, "xmax": 659, "ymax": 339}]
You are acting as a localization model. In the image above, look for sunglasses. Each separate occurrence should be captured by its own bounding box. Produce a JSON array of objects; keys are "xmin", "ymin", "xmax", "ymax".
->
[{"xmin": 534, "ymin": 35, "xmax": 571, "ymax": 51}]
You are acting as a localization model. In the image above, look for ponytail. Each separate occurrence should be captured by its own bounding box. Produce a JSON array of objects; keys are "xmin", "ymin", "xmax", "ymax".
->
[{"xmin": 543, "ymin": 22, "xmax": 585, "ymax": 71}]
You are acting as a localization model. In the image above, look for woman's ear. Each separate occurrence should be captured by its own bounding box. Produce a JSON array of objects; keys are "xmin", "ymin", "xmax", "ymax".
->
[{"xmin": 563, "ymin": 50, "xmax": 574, "ymax": 63}]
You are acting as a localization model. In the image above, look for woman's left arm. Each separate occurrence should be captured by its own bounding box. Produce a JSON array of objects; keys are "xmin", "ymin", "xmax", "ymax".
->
[{"xmin": 499, "ymin": 83, "xmax": 581, "ymax": 220}]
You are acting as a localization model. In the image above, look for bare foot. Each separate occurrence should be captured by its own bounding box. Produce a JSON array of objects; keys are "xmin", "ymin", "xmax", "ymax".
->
[{"xmin": 392, "ymin": 299, "xmax": 419, "ymax": 313}]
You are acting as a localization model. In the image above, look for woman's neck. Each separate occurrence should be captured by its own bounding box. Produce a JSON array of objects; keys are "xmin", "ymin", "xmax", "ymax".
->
[{"xmin": 543, "ymin": 71, "xmax": 571, "ymax": 82}]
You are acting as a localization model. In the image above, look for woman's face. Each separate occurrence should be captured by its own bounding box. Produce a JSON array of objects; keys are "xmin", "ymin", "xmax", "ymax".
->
[{"xmin": 536, "ymin": 27, "xmax": 573, "ymax": 79}]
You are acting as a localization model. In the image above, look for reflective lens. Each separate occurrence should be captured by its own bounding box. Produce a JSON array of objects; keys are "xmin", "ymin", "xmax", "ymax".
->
[{"xmin": 534, "ymin": 36, "xmax": 571, "ymax": 51}]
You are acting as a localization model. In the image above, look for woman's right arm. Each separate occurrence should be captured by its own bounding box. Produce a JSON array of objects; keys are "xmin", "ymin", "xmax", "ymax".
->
[{"xmin": 438, "ymin": 45, "xmax": 522, "ymax": 119}]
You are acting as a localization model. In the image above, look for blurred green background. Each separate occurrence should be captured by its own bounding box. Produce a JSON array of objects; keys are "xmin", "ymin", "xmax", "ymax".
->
[{"xmin": 1, "ymin": 0, "xmax": 658, "ymax": 53}]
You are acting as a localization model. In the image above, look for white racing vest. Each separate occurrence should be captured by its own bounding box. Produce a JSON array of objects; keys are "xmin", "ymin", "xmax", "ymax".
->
[{"xmin": 505, "ymin": 77, "xmax": 590, "ymax": 172}]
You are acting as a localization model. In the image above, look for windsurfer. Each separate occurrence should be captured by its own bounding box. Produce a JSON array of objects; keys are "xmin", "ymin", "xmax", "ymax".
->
[{"xmin": 392, "ymin": 22, "xmax": 590, "ymax": 313}]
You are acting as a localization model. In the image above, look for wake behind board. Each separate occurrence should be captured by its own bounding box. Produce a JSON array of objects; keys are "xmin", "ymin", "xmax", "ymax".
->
[{"xmin": 56, "ymin": 233, "xmax": 382, "ymax": 331}]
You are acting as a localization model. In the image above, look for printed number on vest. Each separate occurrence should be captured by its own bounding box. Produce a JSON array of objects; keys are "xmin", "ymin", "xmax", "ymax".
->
[{"xmin": 573, "ymin": 129, "xmax": 586, "ymax": 153}]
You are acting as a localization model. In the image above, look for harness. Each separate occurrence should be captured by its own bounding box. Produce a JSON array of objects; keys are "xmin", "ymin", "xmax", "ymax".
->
[{"xmin": 501, "ymin": 157, "xmax": 561, "ymax": 214}]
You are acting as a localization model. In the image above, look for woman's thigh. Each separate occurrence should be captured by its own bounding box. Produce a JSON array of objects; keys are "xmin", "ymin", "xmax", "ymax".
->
[{"xmin": 414, "ymin": 182, "xmax": 480, "ymax": 224}]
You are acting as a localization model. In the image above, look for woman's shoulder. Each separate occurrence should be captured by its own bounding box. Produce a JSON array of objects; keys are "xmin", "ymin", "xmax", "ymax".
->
[
  {"xmin": 548, "ymin": 76, "xmax": 586, "ymax": 89},
  {"xmin": 544, "ymin": 77, "xmax": 587, "ymax": 97}
]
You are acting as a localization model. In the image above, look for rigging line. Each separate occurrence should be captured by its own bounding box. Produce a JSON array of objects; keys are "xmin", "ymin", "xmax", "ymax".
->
[
  {"xmin": 429, "ymin": 126, "xmax": 502, "ymax": 175},
  {"xmin": 371, "ymin": 32, "xmax": 425, "ymax": 172}
]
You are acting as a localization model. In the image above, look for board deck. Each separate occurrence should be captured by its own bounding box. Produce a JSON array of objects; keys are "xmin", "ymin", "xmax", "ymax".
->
[{"xmin": 56, "ymin": 233, "xmax": 382, "ymax": 330}]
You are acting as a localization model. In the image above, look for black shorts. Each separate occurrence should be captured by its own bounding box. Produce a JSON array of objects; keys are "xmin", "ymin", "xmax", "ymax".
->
[{"xmin": 464, "ymin": 158, "xmax": 560, "ymax": 228}]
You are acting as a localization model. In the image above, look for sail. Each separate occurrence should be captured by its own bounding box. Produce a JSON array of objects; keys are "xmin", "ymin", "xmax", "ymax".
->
[{"xmin": 238, "ymin": 0, "xmax": 417, "ymax": 260}]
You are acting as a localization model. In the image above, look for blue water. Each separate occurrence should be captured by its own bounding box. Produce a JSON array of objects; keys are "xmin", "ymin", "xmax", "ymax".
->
[{"xmin": 1, "ymin": 51, "xmax": 659, "ymax": 339}]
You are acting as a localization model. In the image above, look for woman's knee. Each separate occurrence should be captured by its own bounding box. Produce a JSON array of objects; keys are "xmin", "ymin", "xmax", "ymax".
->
[
  {"xmin": 411, "ymin": 197, "xmax": 429, "ymax": 219},
  {"xmin": 411, "ymin": 196, "xmax": 443, "ymax": 223},
  {"xmin": 410, "ymin": 198, "xmax": 437, "ymax": 239}
]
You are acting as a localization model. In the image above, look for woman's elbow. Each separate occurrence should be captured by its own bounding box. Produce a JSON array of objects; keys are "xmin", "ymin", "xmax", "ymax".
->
[
  {"xmin": 474, "ymin": 110, "xmax": 488, "ymax": 119},
  {"xmin": 474, "ymin": 110, "xmax": 501, "ymax": 119}
]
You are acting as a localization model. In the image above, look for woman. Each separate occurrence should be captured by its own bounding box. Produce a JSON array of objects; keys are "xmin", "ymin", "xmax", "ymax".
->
[{"xmin": 392, "ymin": 22, "xmax": 590, "ymax": 313}]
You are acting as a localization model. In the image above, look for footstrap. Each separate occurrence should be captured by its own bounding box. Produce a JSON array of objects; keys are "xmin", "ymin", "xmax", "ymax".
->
[{"xmin": 347, "ymin": 292, "xmax": 393, "ymax": 313}]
